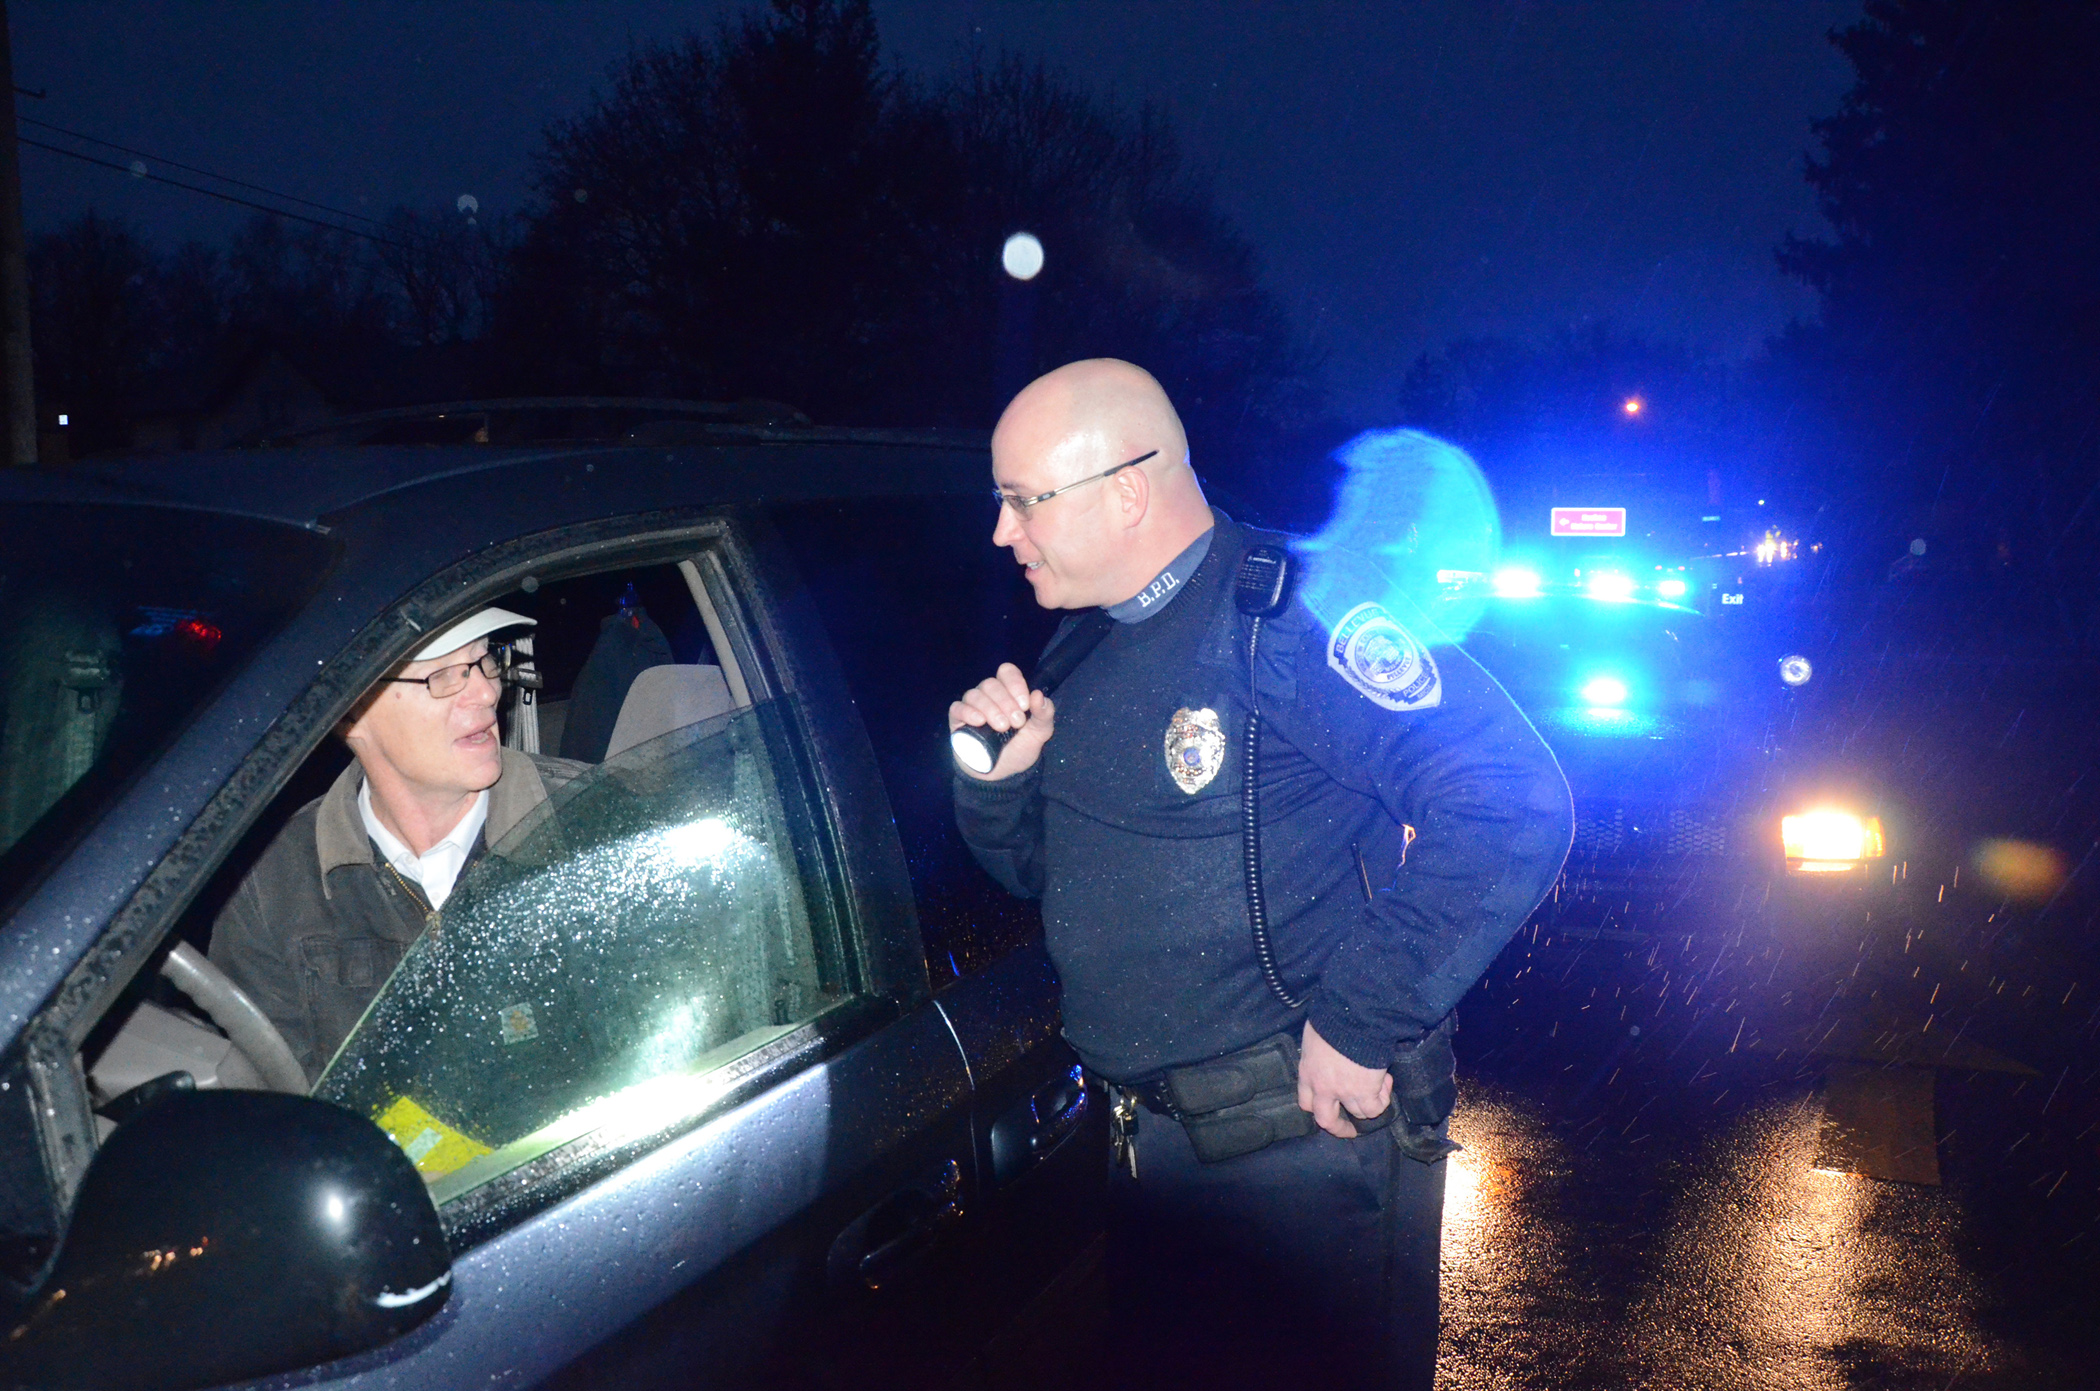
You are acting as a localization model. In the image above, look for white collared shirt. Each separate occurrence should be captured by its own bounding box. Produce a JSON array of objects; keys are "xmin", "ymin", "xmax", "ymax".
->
[{"xmin": 358, "ymin": 781, "xmax": 488, "ymax": 910}]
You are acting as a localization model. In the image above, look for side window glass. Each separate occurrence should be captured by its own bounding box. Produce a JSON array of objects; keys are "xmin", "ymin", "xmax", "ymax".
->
[
  {"xmin": 0, "ymin": 507, "xmax": 334, "ymax": 912},
  {"xmin": 313, "ymin": 697, "xmax": 853, "ymax": 1200},
  {"xmin": 763, "ymin": 496, "xmax": 1060, "ymax": 982}
]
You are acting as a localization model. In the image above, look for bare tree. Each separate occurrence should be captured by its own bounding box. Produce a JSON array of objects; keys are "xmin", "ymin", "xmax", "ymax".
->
[{"xmin": 493, "ymin": 0, "xmax": 1315, "ymax": 449}]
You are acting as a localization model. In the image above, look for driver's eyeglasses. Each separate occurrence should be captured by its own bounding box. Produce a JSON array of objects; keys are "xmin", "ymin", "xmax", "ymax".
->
[
  {"xmin": 992, "ymin": 450, "xmax": 1159, "ymax": 515},
  {"xmin": 388, "ymin": 650, "xmax": 505, "ymax": 699}
]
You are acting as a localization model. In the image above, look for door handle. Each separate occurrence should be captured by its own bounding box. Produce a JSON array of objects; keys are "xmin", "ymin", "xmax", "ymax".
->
[
  {"xmin": 827, "ymin": 1159, "xmax": 964, "ymax": 1292},
  {"xmin": 989, "ymin": 1065, "xmax": 1090, "ymax": 1186},
  {"xmin": 1028, "ymin": 1066, "xmax": 1088, "ymax": 1156}
]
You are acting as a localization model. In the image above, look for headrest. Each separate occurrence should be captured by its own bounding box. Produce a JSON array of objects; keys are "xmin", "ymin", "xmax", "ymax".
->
[{"xmin": 604, "ymin": 665, "xmax": 736, "ymax": 760}]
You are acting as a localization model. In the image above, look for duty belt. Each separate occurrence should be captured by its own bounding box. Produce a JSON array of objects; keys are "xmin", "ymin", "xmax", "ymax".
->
[
  {"xmin": 1119, "ymin": 1032, "xmax": 1378, "ymax": 1165},
  {"xmin": 1110, "ymin": 1017, "xmax": 1461, "ymax": 1167}
]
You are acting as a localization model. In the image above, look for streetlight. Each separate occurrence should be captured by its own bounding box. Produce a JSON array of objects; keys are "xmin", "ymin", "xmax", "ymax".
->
[{"xmin": 1001, "ymin": 232, "xmax": 1044, "ymax": 281}]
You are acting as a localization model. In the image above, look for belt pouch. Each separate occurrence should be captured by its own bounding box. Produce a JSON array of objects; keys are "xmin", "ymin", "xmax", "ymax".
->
[
  {"xmin": 1164, "ymin": 1034, "xmax": 1314, "ymax": 1164},
  {"xmin": 1389, "ymin": 1014, "xmax": 1462, "ymax": 1164},
  {"xmin": 1390, "ymin": 1013, "xmax": 1458, "ymax": 1127}
]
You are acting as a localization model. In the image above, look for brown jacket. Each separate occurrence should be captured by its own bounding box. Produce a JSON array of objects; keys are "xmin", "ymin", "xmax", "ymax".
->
[{"xmin": 209, "ymin": 748, "xmax": 585, "ymax": 1084}]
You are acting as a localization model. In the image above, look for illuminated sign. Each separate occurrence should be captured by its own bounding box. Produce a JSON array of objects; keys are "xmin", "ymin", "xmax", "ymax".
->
[{"xmin": 1550, "ymin": 506, "xmax": 1626, "ymax": 537}]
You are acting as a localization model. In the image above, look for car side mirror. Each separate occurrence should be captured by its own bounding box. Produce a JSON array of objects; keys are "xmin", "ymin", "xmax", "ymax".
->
[{"xmin": 0, "ymin": 1089, "xmax": 451, "ymax": 1391}]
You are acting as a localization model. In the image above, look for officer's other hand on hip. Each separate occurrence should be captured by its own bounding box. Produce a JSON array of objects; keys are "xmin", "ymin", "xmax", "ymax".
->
[
  {"xmin": 951, "ymin": 662, "xmax": 1056, "ymax": 780},
  {"xmin": 1299, "ymin": 1020, "xmax": 1394, "ymax": 1140}
]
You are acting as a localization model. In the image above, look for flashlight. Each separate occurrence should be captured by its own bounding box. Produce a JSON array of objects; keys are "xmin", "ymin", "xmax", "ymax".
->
[{"xmin": 951, "ymin": 612, "xmax": 1115, "ymax": 775}]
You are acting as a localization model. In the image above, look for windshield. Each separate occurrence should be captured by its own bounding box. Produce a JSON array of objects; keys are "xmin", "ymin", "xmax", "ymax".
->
[{"xmin": 0, "ymin": 504, "xmax": 335, "ymax": 910}]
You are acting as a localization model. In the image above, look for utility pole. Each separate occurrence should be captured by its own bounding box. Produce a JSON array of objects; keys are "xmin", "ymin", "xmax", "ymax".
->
[{"xmin": 0, "ymin": 0, "xmax": 35, "ymax": 466}]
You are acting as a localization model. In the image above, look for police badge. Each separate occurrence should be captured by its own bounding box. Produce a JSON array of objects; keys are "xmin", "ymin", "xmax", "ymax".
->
[
  {"xmin": 1328, "ymin": 601, "xmax": 1442, "ymax": 711},
  {"xmin": 1165, "ymin": 707, "xmax": 1226, "ymax": 794}
]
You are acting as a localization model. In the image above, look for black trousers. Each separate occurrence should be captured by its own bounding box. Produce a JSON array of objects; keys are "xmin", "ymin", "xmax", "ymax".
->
[{"xmin": 1104, "ymin": 1104, "xmax": 1445, "ymax": 1390}]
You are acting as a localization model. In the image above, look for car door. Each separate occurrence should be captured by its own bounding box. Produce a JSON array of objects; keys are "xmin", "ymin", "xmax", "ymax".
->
[
  {"xmin": 309, "ymin": 517, "xmax": 1019, "ymax": 1390},
  {"xmin": 13, "ymin": 510, "xmax": 1014, "ymax": 1391}
]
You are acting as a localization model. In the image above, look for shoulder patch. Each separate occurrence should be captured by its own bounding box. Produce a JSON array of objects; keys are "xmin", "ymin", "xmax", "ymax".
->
[{"xmin": 1327, "ymin": 602, "xmax": 1441, "ymax": 711}]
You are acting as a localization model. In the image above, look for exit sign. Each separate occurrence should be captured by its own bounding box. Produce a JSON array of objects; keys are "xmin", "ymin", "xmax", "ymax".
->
[{"xmin": 1551, "ymin": 506, "xmax": 1626, "ymax": 537}]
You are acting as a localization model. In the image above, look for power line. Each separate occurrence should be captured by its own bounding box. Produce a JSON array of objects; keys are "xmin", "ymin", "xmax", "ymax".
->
[
  {"xmin": 17, "ymin": 113, "xmax": 387, "ymax": 229},
  {"xmin": 16, "ymin": 137, "xmax": 405, "ymax": 249}
]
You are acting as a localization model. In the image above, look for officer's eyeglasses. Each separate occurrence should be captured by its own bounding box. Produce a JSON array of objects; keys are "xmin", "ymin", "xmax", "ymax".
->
[
  {"xmin": 387, "ymin": 649, "xmax": 506, "ymax": 699},
  {"xmin": 993, "ymin": 450, "xmax": 1159, "ymax": 516}
]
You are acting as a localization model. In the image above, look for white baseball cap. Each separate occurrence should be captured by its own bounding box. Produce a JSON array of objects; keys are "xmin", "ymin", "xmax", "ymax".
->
[{"xmin": 412, "ymin": 606, "xmax": 537, "ymax": 662}]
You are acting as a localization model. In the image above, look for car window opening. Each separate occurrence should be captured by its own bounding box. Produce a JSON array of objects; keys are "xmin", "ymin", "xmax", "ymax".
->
[
  {"xmin": 492, "ymin": 561, "xmax": 740, "ymax": 763},
  {"xmin": 78, "ymin": 551, "xmax": 844, "ymax": 1211}
]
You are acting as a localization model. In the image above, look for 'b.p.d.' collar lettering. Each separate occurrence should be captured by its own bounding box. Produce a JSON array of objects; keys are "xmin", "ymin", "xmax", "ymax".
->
[{"xmin": 1106, "ymin": 527, "xmax": 1214, "ymax": 624}]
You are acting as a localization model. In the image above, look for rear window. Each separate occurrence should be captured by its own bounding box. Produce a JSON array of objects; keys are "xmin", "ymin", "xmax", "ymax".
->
[{"xmin": 0, "ymin": 504, "xmax": 336, "ymax": 910}]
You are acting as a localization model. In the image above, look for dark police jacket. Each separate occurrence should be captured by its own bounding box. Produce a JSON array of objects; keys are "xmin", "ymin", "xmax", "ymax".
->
[{"xmin": 954, "ymin": 513, "xmax": 1573, "ymax": 1082}]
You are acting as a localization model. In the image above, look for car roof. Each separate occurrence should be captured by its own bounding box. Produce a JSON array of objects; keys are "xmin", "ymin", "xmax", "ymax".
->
[{"xmin": 0, "ymin": 426, "xmax": 991, "ymax": 530}]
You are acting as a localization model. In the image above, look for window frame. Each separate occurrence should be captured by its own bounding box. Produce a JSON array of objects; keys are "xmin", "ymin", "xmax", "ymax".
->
[{"xmin": 24, "ymin": 507, "xmax": 927, "ymax": 1252}]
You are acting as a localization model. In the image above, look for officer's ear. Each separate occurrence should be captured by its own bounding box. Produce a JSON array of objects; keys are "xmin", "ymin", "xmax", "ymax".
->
[{"xmin": 1111, "ymin": 459, "xmax": 1151, "ymax": 528}]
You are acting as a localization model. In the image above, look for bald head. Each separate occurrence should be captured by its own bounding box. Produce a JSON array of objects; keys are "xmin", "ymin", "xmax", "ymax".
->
[
  {"xmin": 995, "ymin": 359, "xmax": 1192, "ymax": 488},
  {"xmin": 990, "ymin": 360, "xmax": 1214, "ymax": 611}
]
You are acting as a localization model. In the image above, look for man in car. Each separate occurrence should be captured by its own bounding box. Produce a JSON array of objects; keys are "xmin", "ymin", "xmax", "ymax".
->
[
  {"xmin": 949, "ymin": 359, "xmax": 1572, "ymax": 1387},
  {"xmin": 211, "ymin": 609, "xmax": 583, "ymax": 1084}
]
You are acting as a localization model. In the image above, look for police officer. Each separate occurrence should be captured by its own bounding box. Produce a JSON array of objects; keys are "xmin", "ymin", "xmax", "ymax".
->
[{"xmin": 950, "ymin": 360, "xmax": 1572, "ymax": 1387}]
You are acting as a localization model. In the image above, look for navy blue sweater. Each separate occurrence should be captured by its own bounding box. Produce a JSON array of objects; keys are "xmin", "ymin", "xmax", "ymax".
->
[{"xmin": 954, "ymin": 513, "xmax": 1572, "ymax": 1081}]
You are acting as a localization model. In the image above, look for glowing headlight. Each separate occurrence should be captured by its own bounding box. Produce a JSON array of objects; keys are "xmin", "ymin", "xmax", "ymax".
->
[
  {"xmin": 1781, "ymin": 809, "xmax": 1886, "ymax": 872},
  {"xmin": 1657, "ymin": 578, "xmax": 1687, "ymax": 598},
  {"xmin": 1492, "ymin": 567, "xmax": 1542, "ymax": 598},
  {"xmin": 1585, "ymin": 571, "xmax": 1635, "ymax": 602},
  {"xmin": 1579, "ymin": 675, "xmax": 1629, "ymax": 707}
]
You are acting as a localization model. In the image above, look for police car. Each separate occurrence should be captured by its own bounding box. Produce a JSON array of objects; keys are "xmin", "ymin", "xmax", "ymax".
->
[
  {"xmin": 1456, "ymin": 561, "xmax": 1894, "ymax": 931},
  {"xmin": 0, "ymin": 428, "xmax": 1104, "ymax": 1389}
]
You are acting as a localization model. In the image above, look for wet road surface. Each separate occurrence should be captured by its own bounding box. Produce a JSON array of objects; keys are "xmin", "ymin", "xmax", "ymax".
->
[
  {"xmin": 1435, "ymin": 612, "xmax": 2100, "ymax": 1389},
  {"xmin": 1442, "ymin": 919, "xmax": 2078, "ymax": 1388}
]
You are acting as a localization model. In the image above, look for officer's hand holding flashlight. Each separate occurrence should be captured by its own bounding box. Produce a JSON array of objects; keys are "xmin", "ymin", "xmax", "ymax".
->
[{"xmin": 950, "ymin": 663, "xmax": 1056, "ymax": 780}]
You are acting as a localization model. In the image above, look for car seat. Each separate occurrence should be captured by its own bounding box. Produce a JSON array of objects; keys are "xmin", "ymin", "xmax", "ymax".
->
[
  {"xmin": 604, "ymin": 665, "xmax": 736, "ymax": 761},
  {"xmin": 559, "ymin": 592, "xmax": 674, "ymax": 762}
]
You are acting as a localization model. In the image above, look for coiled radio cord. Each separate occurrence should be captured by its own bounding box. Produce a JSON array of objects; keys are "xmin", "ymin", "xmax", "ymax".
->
[{"xmin": 1243, "ymin": 613, "xmax": 1305, "ymax": 1011}]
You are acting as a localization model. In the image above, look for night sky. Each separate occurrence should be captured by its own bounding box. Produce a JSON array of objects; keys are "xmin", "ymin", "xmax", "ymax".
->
[{"xmin": 10, "ymin": 1, "xmax": 1858, "ymax": 422}]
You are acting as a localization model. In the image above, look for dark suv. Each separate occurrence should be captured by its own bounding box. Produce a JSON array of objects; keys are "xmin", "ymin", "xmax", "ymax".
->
[
  {"xmin": 0, "ymin": 432, "xmax": 1101, "ymax": 1389},
  {"xmin": 1458, "ymin": 567, "xmax": 1894, "ymax": 934}
]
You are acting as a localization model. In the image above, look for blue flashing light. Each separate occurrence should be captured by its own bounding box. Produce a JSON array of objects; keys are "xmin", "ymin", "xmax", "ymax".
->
[
  {"xmin": 1657, "ymin": 578, "xmax": 1687, "ymax": 599},
  {"xmin": 1492, "ymin": 566, "xmax": 1542, "ymax": 598},
  {"xmin": 130, "ymin": 606, "xmax": 209, "ymax": 639},
  {"xmin": 1586, "ymin": 571, "xmax": 1635, "ymax": 602},
  {"xmin": 1579, "ymin": 675, "xmax": 1629, "ymax": 707}
]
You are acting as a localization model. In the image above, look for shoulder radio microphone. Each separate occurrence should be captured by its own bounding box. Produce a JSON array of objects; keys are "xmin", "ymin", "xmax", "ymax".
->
[{"xmin": 950, "ymin": 609, "xmax": 1115, "ymax": 776}]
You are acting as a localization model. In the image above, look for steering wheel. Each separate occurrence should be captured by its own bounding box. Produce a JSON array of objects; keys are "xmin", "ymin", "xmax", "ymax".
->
[{"xmin": 159, "ymin": 942, "xmax": 308, "ymax": 1094}]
